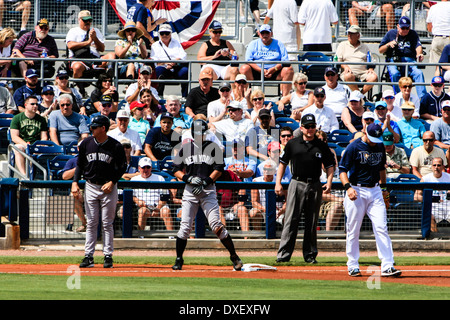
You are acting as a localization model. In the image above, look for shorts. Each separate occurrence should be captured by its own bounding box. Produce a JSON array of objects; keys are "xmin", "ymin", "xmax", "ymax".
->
[
  {"xmin": 201, "ymin": 63, "xmax": 231, "ymax": 80},
  {"xmin": 339, "ymin": 69, "xmax": 370, "ymax": 82},
  {"xmin": 251, "ymin": 67, "xmax": 282, "ymax": 81}
]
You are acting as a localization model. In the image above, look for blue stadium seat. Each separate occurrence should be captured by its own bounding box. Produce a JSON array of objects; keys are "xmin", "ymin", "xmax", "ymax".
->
[
  {"xmin": 26, "ymin": 141, "xmax": 64, "ymax": 180},
  {"xmin": 64, "ymin": 140, "xmax": 79, "ymax": 155},
  {"xmin": 298, "ymin": 51, "xmax": 333, "ymax": 86},
  {"xmin": 159, "ymin": 156, "xmax": 174, "ymax": 172},
  {"xmin": 47, "ymin": 155, "xmax": 74, "ymax": 180},
  {"xmin": 328, "ymin": 129, "xmax": 353, "ymax": 146}
]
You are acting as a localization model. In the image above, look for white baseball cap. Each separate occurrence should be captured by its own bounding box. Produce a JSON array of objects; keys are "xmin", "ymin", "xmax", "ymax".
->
[
  {"xmin": 349, "ymin": 90, "xmax": 364, "ymax": 102},
  {"xmin": 362, "ymin": 111, "xmax": 375, "ymax": 120},
  {"xmin": 138, "ymin": 157, "xmax": 153, "ymax": 168},
  {"xmin": 116, "ymin": 109, "xmax": 130, "ymax": 119}
]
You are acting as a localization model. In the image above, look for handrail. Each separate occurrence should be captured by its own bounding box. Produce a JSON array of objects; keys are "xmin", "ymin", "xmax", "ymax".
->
[{"xmin": 7, "ymin": 144, "xmax": 48, "ymax": 181}]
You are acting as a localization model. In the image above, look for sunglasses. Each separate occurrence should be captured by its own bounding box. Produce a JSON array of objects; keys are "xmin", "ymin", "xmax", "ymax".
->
[
  {"xmin": 376, "ymin": 106, "xmax": 387, "ymax": 110},
  {"xmin": 125, "ymin": 29, "xmax": 137, "ymax": 33},
  {"xmin": 140, "ymin": 72, "xmax": 150, "ymax": 75},
  {"xmin": 212, "ymin": 30, "xmax": 222, "ymax": 34},
  {"xmin": 384, "ymin": 96, "xmax": 395, "ymax": 99},
  {"xmin": 83, "ymin": 19, "xmax": 93, "ymax": 23},
  {"xmin": 122, "ymin": 144, "xmax": 131, "ymax": 149},
  {"xmin": 228, "ymin": 108, "xmax": 240, "ymax": 112},
  {"xmin": 160, "ymin": 31, "xmax": 171, "ymax": 36},
  {"xmin": 220, "ymin": 88, "xmax": 231, "ymax": 92},
  {"xmin": 141, "ymin": 166, "xmax": 152, "ymax": 169},
  {"xmin": 58, "ymin": 76, "xmax": 69, "ymax": 80},
  {"xmin": 325, "ymin": 73, "xmax": 336, "ymax": 77},
  {"xmin": 281, "ymin": 134, "xmax": 292, "ymax": 138},
  {"xmin": 303, "ymin": 124, "xmax": 316, "ymax": 129},
  {"xmin": 423, "ymin": 139, "xmax": 434, "ymax": 142},
  {"xmin": 260, "ymin": 31, "xmax": 270, "ymax": 35},
  {"xmin": 443, "ymin": 108, "xmax": 450, "ymax": 112},
  {"xmin": 402, "ymin": 85, "xmax": 413, "ymax": 89},
  {"xmin": 400, "ymin": 27, "xmax": 410, "ymax": 30},
  {"xmin": 39, "ymin": 26, "xmax": 49, "ymax": 31},
  {"xmin": 296, "ymin": 82, "xmax": 307, "ymax": 85},
  {"xmin": 60, "ymin": 103, "xmax": 71, "ymax": 107},
  {"xmin": 103, "ymin": 79, "xmax": 112, "ymax": 83},
  {"xmin": 252, "ymin": 97, "xmax": 264, "ymax": 101},
  {"xmin": 315, "ymin": 94, "xmax": 325, "ymax": 98},
  {"xmin": 43, "ymin": 92, "xmax": 54, "ymax": 95},
  {"xmin": 432, "ymin": 164, "xmax": 442, "ymax": 167},
  {"xmin": 236, "ymin": 81, "xmax": 247, "ymax": 84},
  {"xmin": 102, "ymin": 104, "xmax": 112, "ymax": 108},
  {"xmin": 432, "ymin": 83, "xmax": 443, "ymax": 87}
]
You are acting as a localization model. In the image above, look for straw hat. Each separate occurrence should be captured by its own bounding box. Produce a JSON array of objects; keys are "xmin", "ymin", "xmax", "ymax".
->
[{"xmin": 117, "ymin": 21, "xmax": 144, "ymax": 39}]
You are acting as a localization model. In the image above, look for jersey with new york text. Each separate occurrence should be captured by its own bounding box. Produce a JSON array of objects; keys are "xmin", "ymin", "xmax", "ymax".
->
[
  {"xmin": 74, "ymin": 135, "xmax": 127, "ymax": 184},
  {"xmin": 173, "ymin": 139, "xmax": 224, "ymax": 180},
  {"xmin": 339, "ymin": 138, "xmax": 386, "ymax": 185}
]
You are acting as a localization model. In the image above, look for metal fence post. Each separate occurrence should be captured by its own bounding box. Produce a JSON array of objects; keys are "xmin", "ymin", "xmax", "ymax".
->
[
  {"xmin": 421, "ymin": 189, "xmax": 432, "ymax": 239},
  {"xmin": 265, "ymin": 189, "xmax": 277, "ymax": 239},
  {"xmin": 122, "ymin": 189, "xmax": 133, "ymax": 238},
  {"xmin": 18, "ymin": 189, "xmax": 29, "ymax": 240}
]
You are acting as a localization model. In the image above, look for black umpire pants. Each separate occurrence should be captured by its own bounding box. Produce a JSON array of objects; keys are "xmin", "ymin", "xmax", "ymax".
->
[{"xmin": 277, "ymin": 179, "xmax": 323, "ymax": 262}]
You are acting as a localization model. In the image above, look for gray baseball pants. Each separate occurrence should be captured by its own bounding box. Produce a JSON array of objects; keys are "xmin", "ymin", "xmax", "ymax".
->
[
  {"xmin": 84, "ymin": 181, "xmax": 118, "ymax": 257},
  {"xmin": 177, "ymin": 184, "xmax": 228, "ymax": 240}
]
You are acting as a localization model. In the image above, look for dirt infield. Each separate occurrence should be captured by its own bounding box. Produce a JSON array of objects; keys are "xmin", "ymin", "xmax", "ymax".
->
[{"xmin": 1, "ymin": 263, "xmax": 449, "ymax": 287}]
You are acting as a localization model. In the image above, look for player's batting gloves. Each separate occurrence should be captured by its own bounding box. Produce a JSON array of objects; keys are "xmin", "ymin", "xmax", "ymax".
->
[
  {"xmin": 184, "ymin": 176, "xmax": 203, "ymax": 185},
  {"xmin": 192, "ymin": 185, "xmax": 204, "ymax": 195},
  {"xmin": 201, "ymin": 177, "xmax": 214, "ymax": 187}
]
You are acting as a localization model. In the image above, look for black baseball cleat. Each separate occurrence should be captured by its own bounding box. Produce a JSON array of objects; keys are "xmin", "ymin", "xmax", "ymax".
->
[
  {"xmin": 104, "ymin": 255, "xmax": 113, "ymax": 268},
  {"xmin": 230, "ymin": 255, "xmax": 243, "ymax": 271},
  {"xmin": 80, "ymin": 256, "xmax": 94, "ymax": 268},
  {"xmin": 305, "ymin": 257, "xmax": 318, "ymax": 264},
  {"xmin": 276, "ymin": 257, "xmax": 290, "ymax": 263},
  {"xmin": 172, "ymin": 257, "xmax": 184, "ymax": 270},
  {"xmin": 381, "ymin": 267, "xmax": 402, "ymax": 277}
]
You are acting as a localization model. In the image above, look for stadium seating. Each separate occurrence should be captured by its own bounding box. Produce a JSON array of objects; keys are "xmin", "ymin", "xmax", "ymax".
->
[
  {"xmin": 47, "ymin": 155, "xmax": 74, "ymax": 180},
  {"xmin": 26, "ymin": 141, "xmax": 64, "ymax": 180}
]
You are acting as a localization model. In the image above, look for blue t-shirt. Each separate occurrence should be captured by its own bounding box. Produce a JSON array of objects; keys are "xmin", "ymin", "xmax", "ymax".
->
[
  {"xmin": 439, "ymin": 44, "xmax": 450, "ymax": 64},
  {"xmin": 144, "ymin": 127, "xmax": 181, "ymax": 160},
  {"xmin": 397, "ymin": 118, "xmax": 425, "ymax": 149},
  {"xmin": 430, "ymin": 118, "xmax": 450, "ymax": 145},
  {"xmin": 126, "ymin": 3, "xmax": 149, "ymax": 30},
  {"xmin": 13, "ymin": 85, "xmax": 42, "ymax": 108},
  {"xmin": 379, "ymin": 29, "xmax": 422, "ymax": 60},
  {"xmin": 245, "ymin": 38, "xmax": 289, "ymax": 69},
  {"xmin": 153, "ymin": 112, "xmax": 193, "ymax": 130},
  {"xmin": 339, "ymin": 138, "xmax": 386, "ymax": 185},
  {"xmin": 374, "ymin": 119, "xmax": 401, "ymax": 137},
  {"xmin": 48, "ymin": 110, "xmax": 90, "ymax": 146},
  {"xmin": 224, "ymin": 156, "xmax": 257, "ymax": 182}
]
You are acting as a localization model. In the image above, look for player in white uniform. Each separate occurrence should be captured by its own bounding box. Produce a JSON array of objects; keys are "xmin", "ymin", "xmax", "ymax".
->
[{"xmin": 339, "ymin": 123, "xmax": 401, "ymax": 277}]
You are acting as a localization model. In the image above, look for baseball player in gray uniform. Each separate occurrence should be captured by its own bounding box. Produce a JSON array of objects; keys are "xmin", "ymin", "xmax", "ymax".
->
[
  {"xmin": 72, "ymin": 115, "xmax": 127, "ymax": 268},
  {"xmin": 172, "ymin": 119, "xmax": 243, "ymax": 271}
]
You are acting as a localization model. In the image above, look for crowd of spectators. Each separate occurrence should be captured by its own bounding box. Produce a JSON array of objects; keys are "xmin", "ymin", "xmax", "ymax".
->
[{"xmin": 2, "ymin": 0, "xmax": 450, "ymax": 233}]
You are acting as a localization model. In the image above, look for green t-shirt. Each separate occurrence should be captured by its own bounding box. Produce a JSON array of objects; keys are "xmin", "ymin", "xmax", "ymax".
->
[{"xmin": 10, "ymin": 112, "xmax": 48, "ymax": 144}]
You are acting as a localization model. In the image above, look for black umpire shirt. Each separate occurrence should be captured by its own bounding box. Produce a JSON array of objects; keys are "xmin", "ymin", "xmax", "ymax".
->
[{"xmin": 280, "ymin": 134, "xmax": 335, "ymax": 182}]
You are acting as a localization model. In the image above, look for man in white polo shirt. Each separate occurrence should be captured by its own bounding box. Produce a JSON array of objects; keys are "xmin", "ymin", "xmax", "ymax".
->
[
  {"xmin": 322, "ymin": 66, "xmax": 352, "ymax": 119},
  {"xmin": 302, "ymin": 87, "xmax": 339, "ymax": 134},
  {"xmin": 107, "ymin": 109, "xmax": 142, "ymax": 156}
]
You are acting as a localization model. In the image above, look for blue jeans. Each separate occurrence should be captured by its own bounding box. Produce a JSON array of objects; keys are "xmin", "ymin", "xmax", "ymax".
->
[
  {"xmin": 156, "ymin": 64, "xmax": 189, "ymax": 97},
  {"xmin": 387, "ymin": 56, "xmax": 427, "ymax": 99}
]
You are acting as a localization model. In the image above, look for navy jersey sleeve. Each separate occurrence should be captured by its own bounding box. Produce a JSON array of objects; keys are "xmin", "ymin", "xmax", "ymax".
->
[{"xmin": 338, "ymin": 140, "xmax": 356, "ymax": 175}]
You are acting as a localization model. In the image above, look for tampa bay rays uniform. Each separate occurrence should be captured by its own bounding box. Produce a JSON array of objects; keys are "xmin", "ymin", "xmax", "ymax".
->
[
  {"xmin": 74, "ymin": 135, "xmax": 127, "ymax": 258},
  {"xmin": 339, "ymin": 137, "xmax": 397, "ymax": 273}
]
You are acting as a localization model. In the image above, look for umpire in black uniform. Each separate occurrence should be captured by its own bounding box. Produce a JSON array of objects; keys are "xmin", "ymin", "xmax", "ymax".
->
[{"xmin": 275, "ymin": 114, "xmax": 336, "ymax": 263}]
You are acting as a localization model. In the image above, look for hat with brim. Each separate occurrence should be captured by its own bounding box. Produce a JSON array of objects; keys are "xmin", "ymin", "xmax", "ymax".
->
[
  {"xmin": 78, "ymin": 10, "xmax": 93, "ymax": 21},
  {"xmin": 159, "ymin": 23, "xmax": 172, "ymax": 33},
  {"xmin": 382, "ymin": 131, "xmax": 394, "ymax": 146},
  {"xmin": 37, "ymin": 18, "xmax": 49, "ymax": 27},
  {"xmin": 117, "ymin": 21, "xmax": 144, "ymax": 39},
  {"xmin": 366, "ymin": 123, "xmax": 383, "ymax": 143},
  {"xmin": 138, "ymin": 157, "xmax": 153, "ymax": 168},
  {"xmin": 347, "ymin": 25, "xmax": 361, "ymax": 34},
  {"xmin": 301, "ymin": 114, "xmax": 316, "ymax": 126}
]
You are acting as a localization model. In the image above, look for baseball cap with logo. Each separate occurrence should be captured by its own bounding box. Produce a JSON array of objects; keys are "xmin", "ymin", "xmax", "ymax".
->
[
  {"xmin": 130, "ymin": 100, "xmax": 146, "ymax": 111},
  {"xmin": 382, "ymin": 131, "xmax": 394, "ymax": 146},
  {"xmin": 138, "ymin": 157, "xmax": 153, "ymax": 168},
  {"xmin": 159, "ymin": 23, "xmax": 172, "ymax": 33},
  {"xmin": 375, "ymin": 101, "xmax": 388, "ymax": 109},
  {"xmin": 209, "ymin": 20, "xmax": 222, "ymax": 30},
  {"xmin": 160, "ymin": 112, "xmax": 173, "ymax": 120},
  {"xmin": 432, "ymin": 76, "xmax": 444, "ymax": 84},
  {"xmin": 267, "ymin": 141, "xmax": 281, "ymax": 151},
  {"xmin": 442, "ymin": 100, "xmax": 450, "ymax": 109},
  {"xmin": 37, "ymin": 18, "xmax": 49, "ymax": 27},
  {"xmin": 366, "ymin": 123, "xmax": 383, "ymax": 143},
  {"xmin": 26, "ymin": 69, "xmax": 38, "ymax": 78},
  {"xmin": 301, "ymin": 114, "xmax": 316, "ymax": 126},
  {"xmin": 259, "ymin": 24, "xmax": 272, "ymax": 33},
  {"xmin": 219, "ymin": 81, "xmax": 231, "ymax": 90},
  {"xmin": 199, "ymin": 68, "xmax": 213, "ymax": 80},
  {"xmin": 116, "ymin": 109, "xmax": 130, "ymax": 119},
  {"xmin": 398, "ymin": 16, "xmax": 411, "ymax": 28},
  {"xmin": 140, "ymin": 65, "xmax": 152, "ymax": 74},
  {"xmin": 314, "ymin": 87, "xmax": 326, "ymax": 96},
  {"xmin": 324, "ymin": 66, "xmax": 338, "ymax": 75},
  {"xmin": 101, "ymin": 95, "xmax": 113, "ymax": 105},
  {"xmin": 42, "ymin": 85, "xmax": 54, "ymax": 94},
  {"xmin": 78, "ymin": 10, "xmax": 93, "ymax": 20}
]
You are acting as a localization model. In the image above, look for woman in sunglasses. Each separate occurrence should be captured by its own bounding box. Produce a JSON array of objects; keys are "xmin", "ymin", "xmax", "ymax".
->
[
  {"xmin": 391, "ymin": 76, "xmax": 420, "ymax": 120},
  {"xmin": 249, "ymin": 89, "xmax": 275, "ymax": 127},
  {"xmin": 52, "ymin": 70, "xmax": 84, "ymax": 114},
  {"xmin": 90, "ymin": 73, "xmax": 119, "ymax": 114},
  {"xmin": 197, "ymin": 20, "xmax": 239, "ymax": 82},
  {"xmin": 276, "ymin": 72, "xmax": 314, "ymax": 121}
]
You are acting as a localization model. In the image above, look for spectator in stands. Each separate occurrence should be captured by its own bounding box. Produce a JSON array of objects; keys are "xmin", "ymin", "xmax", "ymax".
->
[
  {"xmin": 379, "ymin": 16, "xmax": 427, "ymax": 99},
  {"xmin": 184, "ymin": 67, "xmax": 220, "ymax": 118},
  {"xmin": 0, "ymin": 0, "xmax": 31, "ymax": 37},
  {"xmin": 251, "ymin": 160, "xmax": 287, "ymax": 230},
  {"xmin": 90, "ymin": 73, "xmax": 119, "ymax": 114},
  {"xmin": 397, "ymin": 101, "xmax": 426, "ymax": 149},
  {"xmin": 13, "ymin": 68, "xmax": 41, "ymax": 112},
  {"xmin": 0, "ymin": 84, "xmax": 16, "ymax": 114},
  {"xmin": 383, "ymin": 131, "xmax": 411, "ymax": 179},
  {"xmin": 438, "ymin": 44, "xmax": 450, "ymax": 81},
  {"xmin": 209, "ymin": 100, "xmax": 254, "ymax": 143},
  {"xmin": 225, "ymin": 138, "xmax": 256, "ymax": 183},
  {"xmin": 10, "ymin": 95, "xmax": 48, "ymax": 176},
  {"xmin": 373, "ymin": 101, "xmax": 401, "ymax": 144},
  {"xmin": 415, "ymin": 157, "xmax": 450, "ymax": 233},
  {"xmin": 430, "ymin": 100, "xmax": 450, "ymax": 163},
  {"xmin": 0, "ymin": 27, "xmax": 15, "ymax": 78},
  {"xmin": 120, "ymin": 157, "xmax": 172, "ymax": 231},
  {"xmin": 302, "ymin": 87, "xmax": 339, "ymax": 135},
  {"xmin": 208, "ymin": 81, "xmax": 232, "ymax": 123},
  {"xmin": 341, "ymin": 90, "xmax": 366, "ymax": 134},
  {"xmin": 348, "ymin": 1, "xmax": 395, "ymax": 31},
  {"xmin": 140, "ymin": 88, "xmax": 162, "ymax": 127},
  {"xmin": 321, "ymin": 66, "xmax": 351, "ymax": 119},
  {"xmin": 263, "ymin": 0, "xmax": 300, "ymax": 60},
  {"xmin": 239, "ymin": 24, "xmax": 294, "ymax": 97},
  {"xmin": 48, "ymin": 94, "xmax": 90, "ymax": 146},
  {"xmin": 426, "ymin": 0, "xmax": 450, "ymax": 75},
  {"xmin": 382, "ymin": 89, "xmax": 399, "ymax": 121},
  {"xmin": 197, "ymin": 20, "xmax": 239, "ymax": 82},
  {"xmin": 420, "ymin": 76, "xmax": 450, "ymax": 122},
  {"xmin": 180, "ymin": 114, "xmax": 224, "ymax": 151},
  {"xmin": 115, "ymin": 21, "xmax": 148, "ymax": 79},
  {"xmin": 279, "ymin": 126, "xmax": 294, "ymax": 151},
  {"xmin": 245, "ymin": 108, "xmax": 278, "ymax": 162},
  {"xmin": 119, "ymin": 138, "xmax": 140, "ymax": 180},
  {"xmin": 150, "ymin": 23, "xmax": 189, "ymax": 98},
  {"xmin": 125, "ymin": 65, "xmax": 160, "ymax": 109},
  {"xmin": 154, "ymin": 95, "xmax": 192, "ymax": 132},
  {"xmin": 52, "ymin": 70, "xmax": 84, "ymax": 115},
  {"xmin": 276, "ymin": 72, "xmax": 314, "ymax": 121},
  {"xmin": 297, "ymin": 0, "xmax": 339, "ymax": 51},
  {"xmin": 249, "ymin": 89, "xmax": 275, "ymax": 127},
  {"xmin": 128, "ymin": 100, "xmax": 150, "ymax": 144},
  {"xmin": 12, "ymin": 18, "xmax": 58, "ymax": 78},
  {"xmin": 255, "ymin": 141, "xmax": 292, "ymax": 182},
  {"xmin": 410, "ymin": 131, "xmax": 447, "ymax": 179},
  {"xmin": 231, "ymin": 74, "xmax": 253, "ymax": 110},
  {"xmin": 144, "ymin": 112, "xmax": 181, "ymax": 161},
  {"xmin": 61, "ymin": 139, "xmax": 87, "ymax": 232},
  {"xmin": 391, "ymin": 77, "xmax": 421, "ymax": 120},
  {"xmin": 38, "ymin": 85, "xmax": 57, "ymax": 118},
  {"xmin": 126, "ymin": 0, "xmax": 166, "ymax": 48},
  {"xmin": 65, "ymin": 10, "xmax": 105, "ymax": 96},
  {"xmin": 336, "ymin": 25, "xmax": 378, "ymax": 95},
  {"xmin": 89, "ymin": 95, "xmax": 117, "ymax": 130},
  {"xmin": 107, "ymin": 109, "xmax": 142, "ymax": 156}
]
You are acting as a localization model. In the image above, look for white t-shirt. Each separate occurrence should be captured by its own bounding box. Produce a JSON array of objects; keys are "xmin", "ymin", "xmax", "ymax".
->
[
  {"xmin": 66, "ymin": 27, "xmax": 105, "ymax": 58},
  {"xmin": 213, "ymin": 118, "xmax": 255, "ymax": 142},
  {"xmin": 422, "ymin": 171, "xmax": 450, "ymax": 223},
  {"xmin": 322, "ymin": 83, "xmax": 351, "ymax": 117},
  {"xmin": 124, "ymin": 82, "xmax": 160, "ymax": 111},
  {"xmin": 131, "ymin": 173, "xmax": 167, "ymax": 206},
  {"xmin": 426, "ymin": 2, "xmax": 450, "ymax": 36},
  {"xmin": 150, "ymin": 39, "xmax": 187, "ymax": 61},
  {"xmin": 107, "ymin": 127, "xmax": 142, "ymax": 154},
  {"xmin": 266, "ymin": 0, "xmax": 299, "ymax": 51},
  {"xmin": 297, "ymin": 0, "xmax": 339, "ymax": 45},
  {"xmin": 302, "ymin": 104, "xmax": 340, "ymax": 133},
  {"xmin": 207, "ymin": 99, "xmax": 228, "ymax": 120}
]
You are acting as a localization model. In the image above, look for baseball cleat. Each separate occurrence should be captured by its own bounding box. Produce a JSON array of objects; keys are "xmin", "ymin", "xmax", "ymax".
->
[
  {"xmin": 80, "ymin": 256, "xmax": 94, "ymax": 268},
  {"xmin": 172, "ymin": 257, "xmax": 184, "ymax": 270},
  {"xmin": 348, "ymin": 268, "xmax": 362, "ymax": 277},
  {"xmin": 230, "ymin": 255, "xmax": 243, "ymax": 271},
  {"xmin": 103, "ymin": 255, "xmax": 113, "ymax": 268},
  {"xmin": 381, "ymin": 267, "xmax": 402, "ymax": 277}
]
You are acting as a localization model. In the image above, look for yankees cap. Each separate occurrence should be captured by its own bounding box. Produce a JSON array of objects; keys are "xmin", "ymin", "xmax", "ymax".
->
[{"xmin": 366, "ymin": 123, "xmax": 383, "ymax": 144}]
